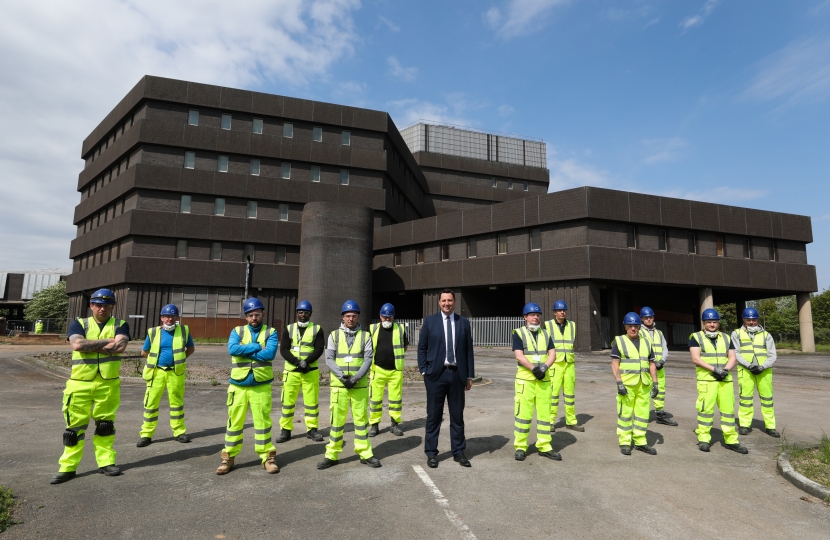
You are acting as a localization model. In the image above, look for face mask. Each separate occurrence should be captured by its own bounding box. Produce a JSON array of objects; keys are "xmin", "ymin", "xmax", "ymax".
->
[
  {"xmin": 162, "ymin": 323, "xmax": 176, "ymax": 331},
  {"xmin": 381, "ymin": 321, "xmax": 393, "ymax": 329},
  {"xmin": 527, "ymin": 324, "xmax": 540, "ymax": 332},
  {"xmin": 704, "ymin": 330, "xmax": 719, "ymax": 339},
  {"xmin": 746, "ymin": 325, "xmax": 763, "ymax": 334},
  {"xmin": 297, "ymin": 320, "xmax": 309, "ymax": 328}
]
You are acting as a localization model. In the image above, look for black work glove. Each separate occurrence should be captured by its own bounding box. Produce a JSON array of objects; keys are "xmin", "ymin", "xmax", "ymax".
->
[
  {"xmin": 617, "ymin": 381, "xmax": 628, "ymax": 396},
  {"xmin": 340, "ymin": 375, "xmax": 353, "ymax": 389},
  {"xmin": 347, "ymin": 376, "xmax": 358, "ymax": 388},
  {"xmin": 531, "ymin": 366, "xmax": 544, "ymax": 380},
  {"xmin": 298, "ymin": 360, "xmax": 309, "ymax": 373},
  {"xmin": 713, "ymin": 368, "xmax": 728, "ymax": 381},
  {"xmin": 655, "ymin": 361, "xmax": 665, "ymax": 371},
  {"xmin": 750, "ymin": 364, "xmax": 763, "ymax": 375},
  {"xmin": 651, "ymin": 383, "xmax": 659, "ymax": 398}
]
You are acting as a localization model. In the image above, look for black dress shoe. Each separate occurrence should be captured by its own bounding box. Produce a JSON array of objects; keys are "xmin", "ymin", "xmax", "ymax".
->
[
  {"xmin": 50, "ymin": 471, "xmax": 76, "ymax": 484},
  {"xmin": 427, "ymin": 456, "xmax": 438, "ymax": 469},
  {"xmin": 453, "ymin": 453, "xmax": 471, "ymax": 467},
  {"xmin": 136, "ymin": 437, "xmax": 152, "ymax": 447}
]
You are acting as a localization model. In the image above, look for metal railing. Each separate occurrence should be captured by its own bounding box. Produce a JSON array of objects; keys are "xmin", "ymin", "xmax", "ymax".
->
[{"xmin": 4, "ymin": 318, "xmax": 69, "ymax": 336}]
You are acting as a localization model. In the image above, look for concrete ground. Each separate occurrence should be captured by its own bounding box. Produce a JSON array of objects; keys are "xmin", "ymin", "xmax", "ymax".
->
[{"xmin": 1, "ymin": 343, "xmax": 829, "ymax": 539}]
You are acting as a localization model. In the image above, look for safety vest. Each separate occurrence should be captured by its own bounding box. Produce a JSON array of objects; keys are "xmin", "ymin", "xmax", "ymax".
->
[
  {"xmin": 70, "ymin": 317, "xmax": 125, "ymax": 381},
  {"xmin": 369, "ymin": 322, "xmax": 406, "ymax": 371},
  {"xmin": 230, "ymin": 325, "xmax": 275, "ymax": 383},
  {"xmin": 737, "ymin": 327, "xmax": 769, "ymax": 367},
  {"xmin": 330, "ymin": 328, "xmax": 369, "ymax": 388},
  {"xmin": 545, "ymin": 319, "xmax": 575, "ymax": 363},
  {"xmin": 143, "ymin": 325, "xmax": 189, "ymax": 380},
  {"xmin": 614, "ymin": 334, "xmax": 653, "ymax": 387},
  {"xmin": 639, "ymin": 326, "xmax": 665, "ymax": 363},
  {"xmin": 35, "ymin": 321, "xmax": 44, "ymax": 334},
  {"xmin": 690, "ymin": 331, "xmax": 732, "ymax": 382},
  {"xmin": 514, "ymin": 326, "xmax": 552, "ymax": 382},
  {"xmin": 285, "ymin": 322, "xmax": 320, "ymax": 372}
]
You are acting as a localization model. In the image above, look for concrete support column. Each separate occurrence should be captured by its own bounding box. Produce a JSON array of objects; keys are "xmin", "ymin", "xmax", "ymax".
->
[
  {"xmin": 699, "ymin": 287, "xmax": 713, "ymax": 329},
  {"xmin": 797, "ymin": 293, "xmax": 815, "ymax": 353}
]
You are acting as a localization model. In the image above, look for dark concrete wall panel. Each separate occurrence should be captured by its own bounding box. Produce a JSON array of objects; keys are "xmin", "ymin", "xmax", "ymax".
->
[
  {"xmin": 220, "ymin": 87, "xmax": 252, "ymax": 112},
  {"xmin": 631, "ymin": 250, "xmax": 664, "ymax": 282},
  {"xmin": 689, "ymin": 201, "xmax": 719, "ymax": 231},
  {"xmin": 284, "ymin": 97, "xmax": 314, "ymax": 121},
  {"xmin": 588, "ymin": 189, "xmax": 628, "ymax": 222},
  {"xmin": 745, "ymin": 209, "xmax": 772, "ymax": 237},
  {"xmin": 718, "ymin": 205, "xmax": 746, "ymax": 235},
  {"xmin": 462, "ymin": 206, "xmax": 492, "ymax": 236},
  {"xmin": 540, "ymin": 247, "xmax": 589, "ymax": 280},
  {"xmin": 462, "ymin": 257, "xmax": 493, "ymax": 286},
  {"xmin": 784, "ymin": 264, "xmax": 818, "ymax": 292},
  {"xmin": 412, "ymin": 217, "xmax": 436, "ymax": 244},
  {"xmin": 747, "ymin": 260, "xmax": 777, "ymax": 290},
  {"xmin": 663, "ymin": 253, "xmax": 696, "ymax": 284},
  {"xmin": 660, "ymin": 197, "xmax": 691, "ymax": 229},
  {"xmin": 780, "ymin": 214, "xmax": 813, "ymax": 242},
  {"xmin": 188, "ymin": 83, "xmax": 222, "ymax": 108},
  {"xmin": 492, "ymin": 253, "xmax": 525, "ymax": 284},
  {"xmin": 391, "ymin": 222, "xmax": 414, "ymax": 246},
  {"xmin": 436, "ymin": 212, "xmax": 463, "ymax": 241},
  {"xmin": 497, "ymin": 199, "xmax": 526, "ymax": 230},
  {"xmin": 539, "ymin": 188, "xmax": 586, "ymax": 223},
  {"xmin": 722, "ymin": 258, "xmax": 751, "ymax": 288},
  {"xmin": 412, "ymin": 261, "xmax": 437, "ymax": 289},
  {"xmin": 588, "ymin": 247, "xmax": 632, "ymax": 281},
  {"xmin": 628, "ymin": 193, "xmax": 661, "ymax": 225},
  {"xmin": 251, "ymin": 92, "xmax": 283, "ymax": 117},
  {"xmin": 693, "ymin": 256, "xmax": 723, "ymax": 287}
]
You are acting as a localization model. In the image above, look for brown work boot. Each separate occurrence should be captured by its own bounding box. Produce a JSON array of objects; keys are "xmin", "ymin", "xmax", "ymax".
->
[
  {"xmin": 216, "ymin": 451, "xmax": 234, "ymax": 475},
  {"xmin": 263, "ymin": 450, "xmax": 279, "ymax": 474}
]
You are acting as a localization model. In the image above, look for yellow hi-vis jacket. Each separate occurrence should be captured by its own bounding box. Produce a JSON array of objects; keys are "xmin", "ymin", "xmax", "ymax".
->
[
  {"xmin": 143, "ymin": 325, "xmax": 190, "ymax": 380},
  {"xmin": 70, "ymin": 317, "xmax": 126, "ymax": 381},
  {"xmin": 369, "ymin": 322, "xmax": 406, "ymax": 371},
  {"xmin": 285, "ymin": 322, "xmax": 321, "ymax": 371}
]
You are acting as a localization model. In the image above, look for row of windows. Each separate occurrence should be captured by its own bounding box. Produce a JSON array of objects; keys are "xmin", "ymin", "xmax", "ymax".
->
[
  {"xmin": 392, "ymin": 229, "xmax": 542, "ymax": 265},
  {"xmin": 187, "ymin": 110, "xmax": 351, "ymax": 145},
  {"xmin": 183, "ymin": 152, "xmax": 351, "ymax": 184},
  {"xmin": 179, "ymin": 195, "xmax": 289, "ymax": 220},
  {"xmin": 175, "ymin": 240, "xmax": 287, "ymax": 264},
  {"xmin": 490, "ymin": 177, "xmax": 528, "ymax": 191},
  {"xmin": 79, "ymin": 197, "xmax": 128, "ymax": 235},
  {"xmin": 88, "ymin": 114, "xmax": 136, "ymax": 164},
  {"xmin": 171, "ymin": 287, "xmax": 244, "ymax": 318},
  {"xmin": 77, "ymin": 240, "xmax": 123, "ymax": 271},
  {"xmin": 625, "ymin": 226, "xmax": 778, "ymax": 261}
]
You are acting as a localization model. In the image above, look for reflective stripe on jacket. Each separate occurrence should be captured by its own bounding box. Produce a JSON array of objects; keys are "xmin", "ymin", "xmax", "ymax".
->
[
  {"xmin": 614, "ymin": 334, "xmax": 652, "ymax": 387},
  {"xmin": 70, "ymin": 317, "xmax": 125, "ymax": 381},
  {"xmin": 143, "ymin": 325, "xmax": 189, "ymax": 380},
  {"xmin": 230, "ymin": 325, "xmax": 275, "ymax": 383},
  {"xmin": 545, "ymin": 319, "xmax": 575, "ymax": 363},
  {"xmin": 369, "ymin": 323, "xmax": 406, "ymax": 371},
  {"xmin": 691, "ymin": 331, "xmax": 731, "ymax": 382},
  {"xmin": 285, "ymin": 322, "xmax": 320, "ymax": 371},
  {"xmin": 330, "ymin": 329, "xmax": 369, "ymax": 388},
  {"xmin": 737, "ymin": 328, "xmax": 769, "ymax": 366},
  {"xmin": 514, "ymin": 326, "xmax": 551, "ymax": 382},
  {"xmin": 639, "ymin": 327, "xmax": 665, "ymax": 363}
]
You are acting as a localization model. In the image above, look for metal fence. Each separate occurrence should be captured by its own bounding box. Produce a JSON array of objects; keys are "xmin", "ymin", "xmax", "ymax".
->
[{"xmin": 4, "ymin": 318, "xmax": 69, "ymax": 336}]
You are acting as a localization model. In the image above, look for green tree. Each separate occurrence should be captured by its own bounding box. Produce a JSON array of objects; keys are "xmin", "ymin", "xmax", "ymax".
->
[
  {"xmin": 747, "ymin": 296, "xmax": 799, "ymax": 333},
  {"xmin": 714, "ymin": 303, "xmax": 738, "ymax": 333},
  {"xmin": 812, "ymin": 288, "xmax": 830, "ymax": 330},
  {"xmin": 23, "ymin": 281, "xmax": 69, "ymax": 321}
]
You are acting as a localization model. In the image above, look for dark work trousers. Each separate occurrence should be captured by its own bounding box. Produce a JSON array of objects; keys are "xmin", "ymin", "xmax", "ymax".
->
[{"xmin": 424, "ymin": 366, "xmax": 466, "ymax": 457}]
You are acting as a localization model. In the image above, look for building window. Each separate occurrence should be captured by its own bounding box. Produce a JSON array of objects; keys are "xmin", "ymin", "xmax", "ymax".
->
[
  {"xmin": 716, "ymin": 236, "xmax": 724, "ymax": 257},
  {"xmin": 341, "ymin": 130, "xmax": 350, "ymax": 146},
  {"xmin": 184, "ymin": 151, "xmax": 195, "ymax": 169},
  {"xmin": 276, "ymin": 246, "xmax": 287, "ymax": 264},
  {"xmin": 244, "ymin": 244, "xmax": 255, "ymax": 262},
  {"xmin": 188, "ymin": 109, "xmax": 199, "ymax": 126},
  {"xmin": 340, "ymin": 169, "xmax": 349, "ymax": 185},
  {"xmin": 769, "ymin": 240, "xmax": 777, "ymax": 261},
  {"xmin": 176, "ymin": 240, "xmax": 188, "ymax": 259},
  {"xmin": 492, "ymin": 177, "xmax": 497, "ymax": 188},
  {"xmin": 218, "ymin": 155, "xmax": 229, "ymax": 173},
  {"xmin": 688, "ymin": 232, "xmax": 697, "ymax": 254},
  {"xmin": 416, "ymin": 246, "xmax": 425, "ymax": 264},
  {"xmin": 313, "ymin": 126, "xmax": 322, "ymax": 142},
  {"xmin": 180, "ymin": 195, "xmax": 191, "ymax": 213},
  {"xmin": 507, "ymin": 179, "xmax": 513, "ymax": 190},
  {"xmin": 523, "ymin": 181, "xmax": 529, "ymax": 192},
  {"xmin": 441, "ymin": 243, "xmax": 450, "ymax": 261},
  {"xmin": 530, "ymin": 228, "xmax": 541, "ymax": 251},
  {"xmin": 210, "ymin": 242, "xmax": 222, "ymax": 261},
  {"xmin": 279, "ymin": 203, "xmax": 289, "ymax": 221},
  {"xmin": 393, "ymin": 251, "xmax": 402, "ymax": 266},
  {"xmin": 658, "ymin": 230, "xmax": 667, "ymax": 251},
  {"xmin": 626, "ymin": 226, "xmax": 637, "ymax": 249},
  {"xmin": 247, "ymin": 201, "xmax": 257, "ymax": 219},
  {"xmin": 281, "ymin": 162, "xmax": 291, "ymax": 179},
  {"xmin": 743, "ymin": 238, "xmax": 750, "ymax": 259},
  {"xmin": 214, "ymin": 198, "xmax": 225, "ymax": 216},
  {"xmin": 221, "ymin": 114, "xmax": 232, "ymax": 130},
  {"xmin": 467, "ymin": 238, "xmax": 477, "ymax": 258},
  {"xmin": 498, "ymin": 233, "xmax": 508, "ymax": 255},
  {"xmin": 252, "ymin": 118, "xmax": 263, "ymax": 134},
  {"xmin": 250, "ymin": 159, "xmax": 260, "ymax": 176},
  {"xmin": 311, "ymin": 165, "xmax": 321, "ymax": 182},
  {"xmin": 283, "ymin": 122, "xmax": 293, "ymax": 138}
]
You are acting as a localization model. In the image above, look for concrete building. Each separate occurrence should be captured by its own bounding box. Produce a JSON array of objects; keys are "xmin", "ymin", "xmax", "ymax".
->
[
  {"xmin": 66, "ymin": 76, "xmax": 818, "ymax": 350},
  {"xmin": 1, "ymin": 270, "xmax": 67, "ymax": 320}
]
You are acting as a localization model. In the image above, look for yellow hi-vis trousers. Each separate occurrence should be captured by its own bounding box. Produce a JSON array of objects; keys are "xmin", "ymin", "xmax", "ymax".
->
[
  {"xmin": 617, "ymin": 381, "xmax": 650, "ymax": 446},
  {"xmin": 737, "ymin": 366, "xmax": 776, "ymax": 430},
  {"xmin": 140, "ymin": 369, "xmax": 186, "ymax": 438},
  {"xmin": 652, "ymin": 368, "xmax": 666, "ymax": 411},
  {"xmin": 279, "ymin": 370, "xmax": 320, "ymax": 431},
  {"xmin": 695, "ymin": 380, "xmax": 739, "ymax": 444},
  {"xmin": 514, "ymin": 378, "xmax": 553, "ymax": 453},
  {"xmin": 369, "ymin": 365, "xmax": 403, "ymax": 425},
  {"xmin": 58, "ymin": 375, "xmax": 120, "ymax": 472},
  {"xmin": 550, "ymin": 361, "xmax": 577, "ymax": 426},
  {"xmin": 224, "ymin": 384, "xmax": 276, "ymax": 463},
  {"xmin": 325, "ymin": 386, "xmax": 373, "ymax": 461}
]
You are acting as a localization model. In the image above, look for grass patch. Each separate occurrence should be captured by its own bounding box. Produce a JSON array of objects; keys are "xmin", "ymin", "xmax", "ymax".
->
[
  {"xmin": 192, "ymin": 337, "xmax": 229, "ymax": 344},
  {"xmin": 776, "ymin": 341, "xmax": 830, "ymax": 353},
  {"xmin": 784, "ymin": 433, "xmax": 830, "ymax": 495},
  {"xmin": 0, "ymin": 485, "xmax": 19, "ymax": 532}
]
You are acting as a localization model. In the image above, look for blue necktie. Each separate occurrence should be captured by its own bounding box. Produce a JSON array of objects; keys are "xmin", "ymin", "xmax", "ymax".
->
[{"xmin": 446, "ymin": 315, "xmax": 455, "ymax": 365}]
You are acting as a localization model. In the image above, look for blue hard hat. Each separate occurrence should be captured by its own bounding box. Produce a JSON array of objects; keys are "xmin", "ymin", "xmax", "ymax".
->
[
  {"xmin": 701, "ymin": 308, "xmax": 720, "ymax": 321},
  {"xmin": 553, "ymin": 300, "xmax": 568, "ymax": 311},
  {"xmin": 523, "ymin": 302, "xmax": 542, "ymax": 316},
  {"xmin": 90, "ymin": 288, "xmax": 116, "ymax": 305},
  {"xmin": 623, "ymin": 312, "xmax": 642, "ymax": 325},
  {"xmin": 341, "ymin": 300, "xmax": 360, "ymax": 314},
  {"xmin": 379, "ymin": 303, "xmax": 395, "ymax": 317},
  {"xmin": 742, "ymin": 307, "xmax": 759, "ymax": 319},
  {"xmin": 160, "ymin": 304, "xmax": 179, "ymax": 316},
  {"xmin": 243, "ymin": 297, "xmax": 265, "ymax": 314},
  {"xmin": 639, "ymin": 306, "xmax": 655, "ymax": 318},
  {"xmin": 297, "ymin": 300, "xmax": 313, "ymax": 313}
]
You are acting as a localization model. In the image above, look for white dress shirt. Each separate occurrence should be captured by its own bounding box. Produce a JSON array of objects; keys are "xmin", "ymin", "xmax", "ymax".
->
[{"xmin": 443, "ymin": 311, "xmax": 456, "ymax": 366}]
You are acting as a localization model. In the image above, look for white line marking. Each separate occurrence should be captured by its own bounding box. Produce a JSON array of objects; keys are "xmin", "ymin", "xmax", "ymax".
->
[{"xmin": 412, "ymin": 465, "xmax": 477, "ymax": 540}]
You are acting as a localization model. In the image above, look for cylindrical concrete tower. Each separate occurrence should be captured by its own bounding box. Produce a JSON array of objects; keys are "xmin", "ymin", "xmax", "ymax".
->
[{"xmin": 298, "ymin": 202, "xmax": 374, "ymax": 338}]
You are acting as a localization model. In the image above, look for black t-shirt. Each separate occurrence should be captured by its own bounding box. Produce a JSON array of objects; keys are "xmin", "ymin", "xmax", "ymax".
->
[
  {"xmin": 610, "ymin": 337, "xmax": 654, "ymax": 360},
  {"xmin": 373, "ymin": 325, "xmax": 409, "ymax": 370},
  {"xmin": 67, "ymin": 318, "xmax": 130, "ymax": 339}
]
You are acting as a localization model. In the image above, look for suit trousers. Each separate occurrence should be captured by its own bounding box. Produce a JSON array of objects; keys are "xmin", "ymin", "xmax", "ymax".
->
[{"xmin": 424, "ymin": 367, "xmax": 466, "ymax": 456}]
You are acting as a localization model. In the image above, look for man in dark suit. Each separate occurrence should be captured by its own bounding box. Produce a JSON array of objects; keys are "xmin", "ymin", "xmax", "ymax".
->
[{"xmin": 418, "ymin": 289, "xmax": 475, "ymax": 468}]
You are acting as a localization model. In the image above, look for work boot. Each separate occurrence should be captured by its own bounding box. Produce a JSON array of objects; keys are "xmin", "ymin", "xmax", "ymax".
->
[
  {"xmin": 765, "ymin": 428, "xmax": 780, "ymax": 438},
  {"xmin": 360, "ymin": 456, "xmax": 382, "ymax": 468},
  {"xmin": 656, "ymin": 415, "xmax": 678, "ymax": 427},
  {"xmin": 620, "ymin": 445, "xmax": 632, "ymax": 456},
  {"xmin": 306, "ymin": 428, "xmax": 324, "ymax": 442},
  {"xmin": 368, "ymin": 423, "xmax": 380, "ymax": 437},
  {"xmin": 136, "ymin": 437, "xmax": 152, "ymax": 447},
  {"xmin": 566, "ymin": 424, "xmax": 585, "ymax": 432},
  {"xmin": 176, "ymin": 434, "xmax": 191, "ymax": 443},
  {"xmin": 514, "ymin": 449, "xmax": 526, "ymax": 461},
  {"xmin": 216, "ymin": 451, "xmax": 234, "ymax": 475},
  {"xmin": 724, "ymin": 443, "xmax": 749, "ymax": 454},
  {"xmin": 50, "ymin": 471, "xmax": 76, "ymax": 484},
  {"xmin": 698, "ymin": 442, "xmax": 710, "ymax": 452},
  {"xmin": 275, "ymin": 429, "xmax": 291, "ymax": 444},
  {"xmin": 390, "ymin": 420, "xmax": 404, "ymax": 436},
  {"xmin": 655, "ymin": 410, "xmax": 667, "ymax": 419},
  {"xmin": 99, "ymin": 465, "xmax": 121, "ymax": 476},
  {"xmin": 539, "ymin": 450, "xmax": 562, "ymax": 461},
  {"xmin": 317, "ymin": 458, "xmax": 338, "ymax": 470},
  {"xmin": 263, "ymin": 450, "xmax": 279, "ymax": 474},
  {"xmin": 635, "ymin": 445, "xmax": 657, "ymax": 455},
  {"xmin": 738, "ymin": 426, "xmax": 751, "ymax": 436}
]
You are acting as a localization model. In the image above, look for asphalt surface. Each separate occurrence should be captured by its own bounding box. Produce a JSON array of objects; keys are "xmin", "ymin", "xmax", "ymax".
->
[{"xmin": 1, "ymin": 343, "xmax": 829, "ymax": 539}]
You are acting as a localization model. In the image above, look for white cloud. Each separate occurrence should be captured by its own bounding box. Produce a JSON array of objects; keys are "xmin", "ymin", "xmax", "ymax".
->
[
  {"xmin": 655, "ymin": 186, "xmax": 766, "ymax": 204},
  {"xmin": 498, "ymin": 104, "xmax": 514, "ymax": 116},
  {"xmin": 680, "ymin": 0, "xmax": 719, "ymax": 31},
  {"xmin": 640, "ymin": 137, "xmax": 689, "ymax": 165},
  {"xmin": 0, "ymin": 0, "xmax": 361, "ymax": 270},
  {"xmin": 742, "ymin": 36, "xmax": 830, "ymax": 110},
  {"xmin": 387, "ymin": 98, "xmax": 475, "ymax": 128},
  {"xmin": 484, "ymin": 0, "xmax": 571, "ymax": 39},
  {"xmin": 378, "ymin": 15, "xmax": 400, "ymax": 32},
  {"xmin": 387, "ymin": 56, "xmax": 418, "ymax": 82},
  {"xmin": 547, "ymin": 149, "xmax": 612, "ymax": 192}
]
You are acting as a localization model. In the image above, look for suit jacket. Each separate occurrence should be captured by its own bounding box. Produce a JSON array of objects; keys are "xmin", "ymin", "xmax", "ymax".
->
[{"xmin": 417, "ymin": 312, "xmax": 474, "ymax": 382}]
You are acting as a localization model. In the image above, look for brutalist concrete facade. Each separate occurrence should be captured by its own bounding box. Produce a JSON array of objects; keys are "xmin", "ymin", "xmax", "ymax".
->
[{"xmin": 66, "ymin": 76, "xmax": 817, "ymax": 347}]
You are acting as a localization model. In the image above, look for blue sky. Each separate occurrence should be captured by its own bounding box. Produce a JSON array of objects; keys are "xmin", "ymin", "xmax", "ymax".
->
[{"xmin": 2, "ymin": 0, "xmax": 828, "ymax": 293}]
